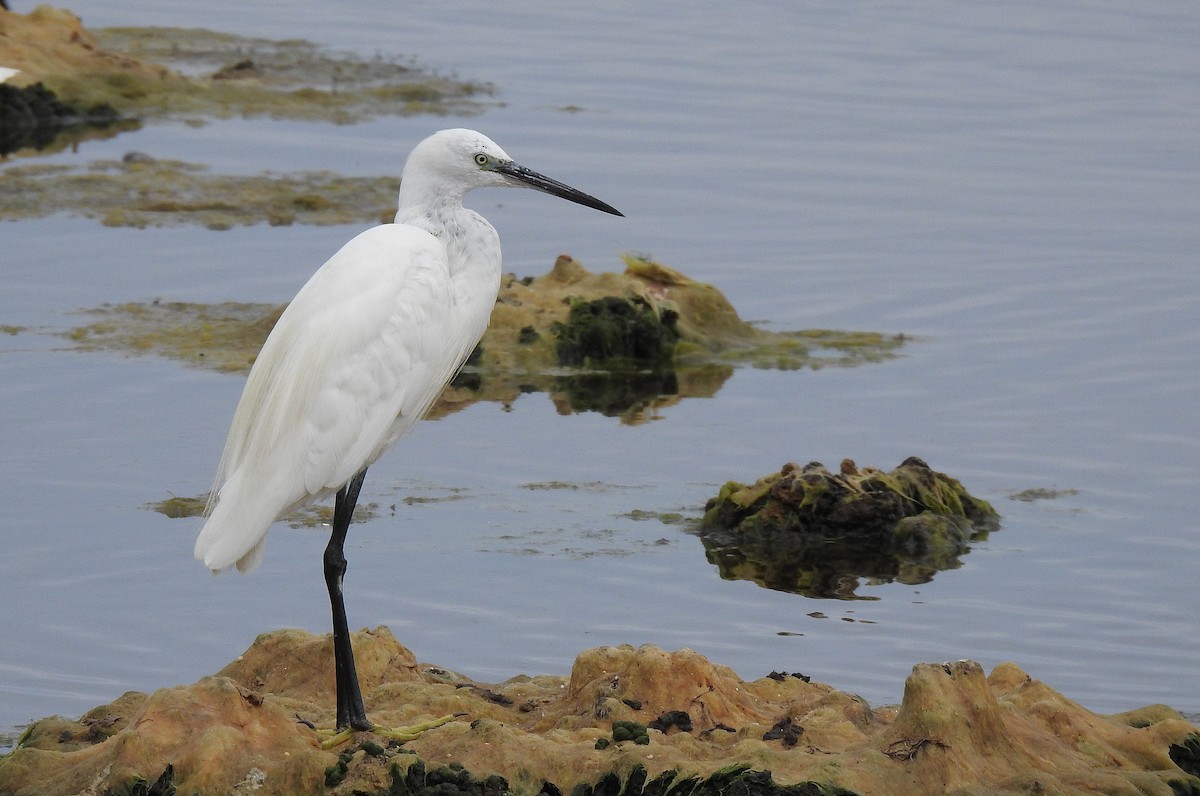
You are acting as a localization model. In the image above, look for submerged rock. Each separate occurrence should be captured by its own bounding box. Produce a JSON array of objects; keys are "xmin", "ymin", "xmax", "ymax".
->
[
  {"xmin": 697, "ymin": 458, "xmax": 999, "ymax": 598},
  {"xmin": 1, "ymin": 628, "xmax": 1195, "ymax": 795},
  {"xmin": 0, "ymin": 81, "xmax": 119, "ymax": 155}
]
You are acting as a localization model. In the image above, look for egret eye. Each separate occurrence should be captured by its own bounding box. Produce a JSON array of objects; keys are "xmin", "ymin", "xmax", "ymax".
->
[{"xmin": 474, "ymin": 153, "xmax": 489, "ymax": 166}]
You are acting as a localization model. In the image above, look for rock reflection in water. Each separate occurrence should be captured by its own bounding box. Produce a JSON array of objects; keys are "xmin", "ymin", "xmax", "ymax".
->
[{"xmin": 695, "ymin": 458, "xmax": 999, "ymax": 599}]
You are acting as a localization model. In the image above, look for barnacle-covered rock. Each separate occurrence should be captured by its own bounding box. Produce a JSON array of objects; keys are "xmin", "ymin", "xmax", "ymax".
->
[{"xmin": 698, "ymin": 457, "xmax": 999, "ymax": 598}]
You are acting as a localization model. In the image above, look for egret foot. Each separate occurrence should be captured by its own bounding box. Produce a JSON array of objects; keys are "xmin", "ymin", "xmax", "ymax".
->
[{"xmin": 318, "ymin": 713, "xmax": 459, "ymax": 750}]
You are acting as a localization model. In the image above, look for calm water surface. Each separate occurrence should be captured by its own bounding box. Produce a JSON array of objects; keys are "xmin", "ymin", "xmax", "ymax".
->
[{"xmin": 2, "ymin": 1, "xmax": 1198, "ymax": 739}]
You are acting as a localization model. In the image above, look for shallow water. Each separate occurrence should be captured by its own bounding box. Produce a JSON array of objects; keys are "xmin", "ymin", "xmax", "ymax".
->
[{"xmin": 2, "ymin": 1, "xmax": 1198, "ymax": 740}]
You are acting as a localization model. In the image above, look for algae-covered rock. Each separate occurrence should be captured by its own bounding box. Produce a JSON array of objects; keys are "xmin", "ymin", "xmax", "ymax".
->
[
  {"xmin": 0, "ymin": 81, "xmax": 121, "ymax": 155},
  {"xmin": 1, "ymin": 628, "xmax": 1195, "ymax": 795},
  {"xmin": 697, "ymin": 458, "xmax": 999, "ymax": 599},
  {"xmin": 0, "ymin": 6, "xmax": 488, "ymax": 129},
  {"xmin": 61, "ymin": 256, "xmax": 906, "ymax": 429},
  {"xmin": 552, "ymin": 294, "xmax": 680, "ymax": 368}
]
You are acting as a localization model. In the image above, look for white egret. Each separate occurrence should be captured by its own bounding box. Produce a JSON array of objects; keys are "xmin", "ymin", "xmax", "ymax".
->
[{"xmin": 195, "ymin": 128, "xmax": 622, "ymax": 743}]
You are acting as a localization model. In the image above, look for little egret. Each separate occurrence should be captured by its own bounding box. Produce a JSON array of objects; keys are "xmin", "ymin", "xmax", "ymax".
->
[{"xmin": 195, "ymin": 128, "xmax": 622, "ymax": 744}]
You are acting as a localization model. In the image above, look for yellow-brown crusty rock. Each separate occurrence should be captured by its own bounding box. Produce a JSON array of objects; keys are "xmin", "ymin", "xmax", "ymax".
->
[{"xmin": 1, "ymin": 627, "xmax": 1196, "ymax": 795}]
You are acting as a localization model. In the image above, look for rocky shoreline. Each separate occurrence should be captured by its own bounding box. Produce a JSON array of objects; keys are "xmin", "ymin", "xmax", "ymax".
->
[{"xmin": 3, "ymin": 628, "xmax": 1196, "ymax": 795}]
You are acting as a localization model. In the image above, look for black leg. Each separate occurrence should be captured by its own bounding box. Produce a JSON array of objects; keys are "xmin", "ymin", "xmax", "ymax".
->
[{"xmin": 324, "ymin": 467, "xmax": 372, "ymax": 731}]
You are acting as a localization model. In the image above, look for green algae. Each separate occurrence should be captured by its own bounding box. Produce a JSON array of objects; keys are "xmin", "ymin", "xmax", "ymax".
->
[
  {"xmin": 151, "ymin": 495, "xmax": 207, "ymax": 519},
  {"xmin": 1171, "ymin": 734, "xmax": 1200, "ymax": 778},
  {"xmin": 66, "ymin": 300, "xmax": 284, "ymax": 372},
  {"xmin": 0, "ymin": 157, "xmax": 398, "ymax": 227},
  {"xmin": 144, "ymin": 493, "xmax": 377, "ymax": 527},
  {"xmin": 520, "ymin": 481, "xmax": 633, "ymax": 492},
  {"xmin": 104, "ymin": 765, "xmax": 176, "ymax": 796},
  {"xmin": 696, "ymin": 458, "xmax": 999, "ymax": 599},
  {"xmin": 285, "ymin": 502, "xmax": 378, "ymax": 529},
  {"xmin": 553, "ymin": 295, "xmax": 680, "ymax": 368},
  {"xmin": 383, "ymin": 757, "xmax": 860, "ymax": 796},
  {"xmin": 401, "ymin": 491, "xmax": 469, "ymax": 506},
  {"xmin": 621, "ymin": 509, "xmax": 687, "ymax": 525},
  {"xmin": 1009, "ymin": 486, "xmax": 1080, "ymax": 502},
  {"xmin": 609, "ymin": 720, "xmax": 651, "ymax": 745}
]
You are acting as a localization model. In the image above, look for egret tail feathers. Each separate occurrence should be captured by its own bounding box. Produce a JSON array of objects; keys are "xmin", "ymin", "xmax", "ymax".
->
[{"xmin": 194, "ymin": 476, "xmax": 281, "ymax": 573}]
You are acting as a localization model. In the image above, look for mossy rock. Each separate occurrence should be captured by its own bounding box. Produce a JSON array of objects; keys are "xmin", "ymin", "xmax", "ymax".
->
[
  {"xmin": 702, "ymin": 457, "xmax": 997, "ymax": 538},
  {"xmin": 697, "ymin": 457, "xmax": 999, "ymax": 598},
  {"xmin": 0, "ymin": 82, "xmax": 119, "ymax": 155},
  {"xmin": 552, "ymin": 295, "xmax": 679, "ymax": 369},
  {"xmin": 56, "ymin": 257, "xmax": 907, "ymax": 430}
]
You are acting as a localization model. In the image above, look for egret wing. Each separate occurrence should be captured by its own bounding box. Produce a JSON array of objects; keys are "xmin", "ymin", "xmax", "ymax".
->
[{"xmin": 196, "ymin": 224, "xmax": 454, "ymax": 571}]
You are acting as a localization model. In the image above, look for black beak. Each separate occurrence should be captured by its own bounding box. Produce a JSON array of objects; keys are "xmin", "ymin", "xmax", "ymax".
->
[{"xmin": 496, "ymin": 162, "xmax": 624, "ymax": 217}]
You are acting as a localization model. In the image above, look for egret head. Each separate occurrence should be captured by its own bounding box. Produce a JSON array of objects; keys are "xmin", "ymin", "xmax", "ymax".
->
[{"xmin": 400, "ymin": 128, "xmax": 623, "ymax": 216}]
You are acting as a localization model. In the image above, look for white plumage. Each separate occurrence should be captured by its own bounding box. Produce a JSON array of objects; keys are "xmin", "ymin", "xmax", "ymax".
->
[
  {"xmin": 195, "ymin": 223, "xmax": 462, "ymax": 571},
  {"xmin": 193, "ymin": 129, "xmax": 620, "ymax": 737},
  {"xmin": 196, "ymin": 128, "xmax": 620, "ymax": 573}
]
